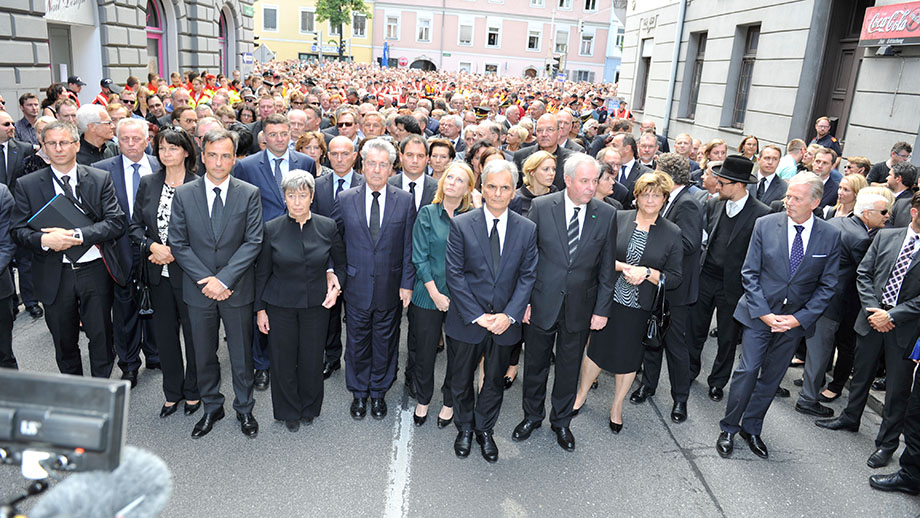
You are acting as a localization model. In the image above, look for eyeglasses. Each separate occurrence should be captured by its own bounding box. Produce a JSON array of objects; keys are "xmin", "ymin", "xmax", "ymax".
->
[
  {"xmin": 45, "ymin": 140, "xmax": 78, "ymax": 149},
  {"xmin": 897, "ymin": 153, "xmax": 912, "ymax": 160},
  {"xmin": 91, "ymin": 120, "xmax": 114, "ymax": 126},
  {"xmin": 865, "ymin": 208, "xmax": 889, "ymax": 216},
  {"xmin": 337, "ymin": 122, "xmax": 355, "ymax": 128}
]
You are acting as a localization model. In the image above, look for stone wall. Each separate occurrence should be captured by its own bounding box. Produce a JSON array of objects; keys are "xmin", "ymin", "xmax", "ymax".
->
[{"xmin": 0, "ymin": 0, "xmax": 53, "ymax": 119}]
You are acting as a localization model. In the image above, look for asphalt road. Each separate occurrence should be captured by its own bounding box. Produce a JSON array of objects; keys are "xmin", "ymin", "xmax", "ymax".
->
[{"xmin": 1, "ymin": 311, "xmax": 918, "ymax": 517}]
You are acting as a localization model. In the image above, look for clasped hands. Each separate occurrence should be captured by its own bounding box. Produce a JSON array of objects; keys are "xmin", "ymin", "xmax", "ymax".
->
[
  {"xmin": 198, "ymin": 276, "xmax": 232, "ymax": 301},
  {"xmin": 40, "ymin": 227, "xmax": 82, "ymax": 251},
  {"xmin": 866, "ymin": 307, "xmax": 895, "ymax": 333},
  {"xmin": 622, "ymin": 265, "xmax": 649, "ymax": 286},
  {"xmin": 148, "ymin": 242, "xmax": 174, "ymax": 265},
  {"xmin": 523, "ymin": 305, "xmax": 608, "ymax": 331},
  {"xmin": 477, "ymin": 313, "xmax": 512, "ymax": 335},
  {"xmin": 759, "ymin": 313, "xmax": 801, "ymax": 333}
]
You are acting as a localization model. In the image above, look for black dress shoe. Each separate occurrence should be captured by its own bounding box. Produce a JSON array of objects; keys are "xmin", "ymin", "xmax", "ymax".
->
[
  {"xmin": 253, "ymin": 369, "xmax": 270, "ymax": 391},
  {"xmin": 454, "ymin": 431, "xmax": 473, "ymax": 458},
  {"xmin": 191, "ymin": 408, "xmax": 225, "ymax": 438},
  {"xmin": 476, "ymin": 431, "xmax": 499, "ymax": 463},
  {"xmin": 237, "ymin": 412, "xmax": 259, "ymax": 438},
  {"xmin": 629, "ymin": 385, "xmax": 654, "ymax": 404},
  {"xmin": 738, "ymin": 430, "xmax": 768, "ymax": 458},
  {"xmin": 709, "ymin": 327, "xmax": 718, "ymax": 337},
  {"xmin": 867, "ymin": 447, "xmax": 897, "ymax": 469},
  {"xmin": 302, "ymin": 416, "xmax": 314, "ymax": 425},
  {"xmin": 184, "ymin": 401, "xmax": 201, "ymax": 416},
  {"xmin": 322, "ymin": 360, "xmax": 341, "ymax": 380},
  {"xmin": 671, "ymin": 401, "xmax": 688, "ymax": 423},
  {"xmin": 872, "ymin": 376, "xmax": 887, "ymax": 391},
  {"xmin": 609, "ymin": 420, "xmax": 622, "ymax": 434},
  {"xmin": 775, "ymin": 386, "xmax": 790, "ymax": 398},
  {"xmin": 815, "ymin": 416, "xmax": 859, "ymax": 432},
  {"xmin": 571, "ymin": 406, "xmax": 581, "ymax": 417},
  {"xmin": 708, "ymin": 386, "xmax": 723, "ymax": 402},
  {"xmin": 793, "ymin": 377, "xmax": 803, "ymax": 387},
  {"xmin": 121, "ymin": 370, "xmax": 138, "ymax": 389},
  {"xmin": 146, "ymin": 361, "xmax": 161, "ymax": 371},
  {"xmin": 552, "ymin": 426, "xmax": 575, "ymax": 451},
  {"xmin": 818, "ymin": 391, "xmax": 841, "ymax": 403},
  {"xmin": 160, "ymin": 403, "xmax": 180, "ymax": 418},
  {"xmin": 503, "ymin": 376, "xmax": 515, "ymax": 390},
  {"xmin": 437, "ymin": 415, "xmax": 453, "ymax": 429},
  {"xmin": 370, "ymin": 398, "xmax": 387, "ymax": 419},
  {"xmin": 413, "ymin": 413, "xmax": 427, "ymax": 426},
  {"xmin": 795, "ymin": 401, "xmax": 833, "ymax": 417},
  {"xmin": 869, "ymin": 472, "xmax": 920, "ymax": 495},
  {"xmin": 26, "ymin": 304, "xmax": 43, "ymax": 319},
  {"xmin": 350, "ymin": 397, "xmax": 368, "ymax": 420},
  {"xmin": 512, "ymin": 419, "xmax": 542, "ymax": 441},
  {"xmin": 285, "ymin": 420, "xmax": 300, "ymax": 432},
  {"xmin": 716, "ymin": 432, "xmax": 734, "ymax": 458}
]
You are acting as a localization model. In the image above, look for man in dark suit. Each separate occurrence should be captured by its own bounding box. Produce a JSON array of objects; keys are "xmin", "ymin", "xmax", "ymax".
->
[
  {"xmin": 437, "ymin": 114, "xmax": 464, "ymax": 153},
  {"xmin": 333, "ymin": 138, "xmax": 415, "ymax": 421},
  {"xmin": 796, "ymin": 191, "xmax": 888, "ymax": 417},
  {"xmin": 717, "ymin": 172, "xmax": 841, "ymax": 459},
  {"xmin": 811, "ymin": 147, "xmax": 839, "ymax": 210},
  {"xmin": 611, "ymin": 133, "xmax": 651, "ymax": 207},
  {"xmin": 749, "ymin": 145, "xmax": 787, "ymax": 206},
  {"xmin": 11, "ymin": 121, "xmax": 126, "ymax": 378},
  {"xmin": 640, "ymin": 120, "xmax": 670, "ymax": 153},
  {"xmin": 632, "ymin": 153, "xmax": 701, "ymax": 422},
  {"xmin": 870, "ymin": 362, "xmax": 920, "ymax": 495},
  {"xmin": 92, "ymin": 118, "xmax": 161, "ymax": 387},
  {"xmin": 512, "ymin": 114, "xmax": 572, "ymax": 191},
  {"xmin": 0, "ymin": 110, "xmax": 41, "ymax": 319},
  {"xmin": 556, "ymin": 110, "xmax": 585, "ymax": 153},
  {"xmin": 233, "ymin": 113, "xmax": 316, "ymax": 389},
  {"xmin": 246, "ymin": 96, "xmax": 277, "ymax": 155},
  {"xmin": 312, "ymin": 136, "xmax": 364, "ymax": 379},
  {"xmin": 886, "ymin": 162, "xmax": 917, "ymax": 228},
  {"xmin": 388, "ymin": 134, "xmax": 438, "ymax": 213},
  {"xmin": 168, "ymin": 129, "xmax": 264, "ymax": 439},
  {"xmin": 513, "ymin": 154, "xmax": 615, "ymax": 451},
  {"xmin": 445, "ymin": 159, "xmax": 537, "ymax": 462},
  {"xmin": 0, "ymin": 183, "xmax": 17, "ymax": 368},
  {"xmin": 596, "ymin": 148, "xmax": 630, "ymax": 208},
  {"xmin": 637, "ymin": 132, "xmax": 659, "ymax": 171},
  {"xmin": 816, "ymin": 191, "xmax": 920, "ymax": 468},
  {"xmin": 689, "ymin": 156, "xmax": 770, "ymax": 401}
]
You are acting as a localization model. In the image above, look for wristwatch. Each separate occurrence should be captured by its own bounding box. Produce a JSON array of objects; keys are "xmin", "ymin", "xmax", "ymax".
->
[{"xmin": 645, "ymin": 267, "xmax": 651, "ymax": 279}]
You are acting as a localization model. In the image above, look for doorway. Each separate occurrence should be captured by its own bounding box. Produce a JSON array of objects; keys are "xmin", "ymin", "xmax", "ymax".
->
[{"xmin": 48, "ymin": 24, "xmax": 73, "ymax": 83}]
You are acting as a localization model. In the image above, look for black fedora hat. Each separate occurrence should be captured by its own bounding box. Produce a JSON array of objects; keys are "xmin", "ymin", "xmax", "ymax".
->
[{"xmin": 712, "ymin": 155, "xmax": 757, "ymax": 184}]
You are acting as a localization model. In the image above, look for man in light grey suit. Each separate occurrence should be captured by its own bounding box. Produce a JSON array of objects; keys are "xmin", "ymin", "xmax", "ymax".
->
[{"xmin": 169, "ymin": 129, "xmax": 264, "ymax": 439}]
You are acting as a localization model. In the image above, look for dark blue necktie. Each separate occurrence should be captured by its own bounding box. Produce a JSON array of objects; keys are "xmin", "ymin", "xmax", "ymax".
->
[
  {"xmin": 131, "ymin": 163, "xmax": 141, "ymax": 202},
  {"xmin": 789, "ymin": 225, "xmax": 804, "ymax": 276},
  {"xmin": 273, "ymin": 158, "xmax": 283, "ymax": 189}
]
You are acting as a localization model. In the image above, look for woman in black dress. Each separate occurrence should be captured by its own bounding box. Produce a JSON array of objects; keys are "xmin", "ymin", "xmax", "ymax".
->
[{"xmin": 574, "ymin": 171, "xmax": 682, "ymax": 433}]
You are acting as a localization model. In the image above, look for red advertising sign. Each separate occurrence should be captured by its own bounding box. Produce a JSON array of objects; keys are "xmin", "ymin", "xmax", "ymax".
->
[{"xmin": 859, "ymin": 1, "xmax": 920, "ymax": 47}]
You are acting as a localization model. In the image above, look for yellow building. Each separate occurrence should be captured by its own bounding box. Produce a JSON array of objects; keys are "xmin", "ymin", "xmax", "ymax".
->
[{"xmin": 253, "ymin": 0, "xmax": 374, "ymax": 63}]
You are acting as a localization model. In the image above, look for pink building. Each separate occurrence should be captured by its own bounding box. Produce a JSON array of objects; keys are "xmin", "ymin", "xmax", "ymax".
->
[{"xmin": 372, "ymin": 0, "xmax": 610, "ymax": 80}]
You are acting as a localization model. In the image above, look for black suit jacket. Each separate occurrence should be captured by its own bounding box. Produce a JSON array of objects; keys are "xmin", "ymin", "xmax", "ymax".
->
[
  {"xmin": 656, "ymin": 134, "xmax": 670, "ymax": 153},
  {"xmin": 819, "ymin": 175, "xmax": 839, "ymax": 209},
  {"xmin": 562, "ymin": 139, "xmax": 585, "ymax": 153},
  {"xmin": 620, "ymin": 161, "xmax": 653, "ymax": 208},
  {"xmin": 128, "ymin": 170, "xmax": 198, "ymax": 285},
  {"xmin": 168, "ymin": 176, "xmax": 264, "ymax": 308},
  {"xmin": 855, "ymin": 227, "xmax": 920, "ymax": 351},
  {"xmin": 0, "ymin": 184, "xmax": 16, "ymax": 299},
  {"xmin": 445, "ymin": 207, "xmax": 538, "ymax": 345},
  {"xmin": 254, "ymin": 213, "xmax": 345, "ymax": 311},
  {"xmin": 311, "ymin": 172, "xmax": 364, "ymax": 217},
  {"xmin": 700, "ymin": 196, "xmax": 771, "ymax": 305},
  {"xmin": 512, "ymin": 145, "xmax": 572, "ymax": 191},
  {"xmin": 663, "ymin": 186, "xmax": 702, "ymax": 306},
  {"xmin": 247, "ymin": 120, "xmax": 266, "ymax": 155},
  {"xmin": 387, "ymin": 173, "xmax": 438, "ymax": 211},
  {"xmin": 889, "ymin": 189, "xmax": 914, "ymax": 228},
  {"xmin": 822, "ymin": 215, "xmax": 872, "ymax": 322},
  {"xmin": 748, "ymin": 175, "xmax": 788, "ymax": 207},
  {"xmin": 3, "ymin": 139, "xmax": 36, "ymax": 192},
  {"xmin": 11, "ymin": 165, "xmax": 126, "ymax": 304},
  {"xmin": 615, "ymin": 210, "xmax": 683, "ymax": 311},
  {"xmin": 527, "ymin": 192, "xmax": 616, "ymax": 331}
]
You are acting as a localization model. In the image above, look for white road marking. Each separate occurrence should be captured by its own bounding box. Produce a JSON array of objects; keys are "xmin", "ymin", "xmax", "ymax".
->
[{"xmin": 384, "ymin": 404, "xmax": 414, "ymax": 518}]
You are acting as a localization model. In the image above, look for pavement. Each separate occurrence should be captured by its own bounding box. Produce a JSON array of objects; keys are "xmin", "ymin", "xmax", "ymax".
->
[{"xmin": 1, "ymin": 310, "xmax": 918, "ymax": 517}]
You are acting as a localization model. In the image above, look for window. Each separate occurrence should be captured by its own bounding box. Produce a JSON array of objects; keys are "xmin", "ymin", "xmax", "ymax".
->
[
  {"xmin": 485, "ymin": 64, "xmax": 498, "ymax": 75},
  {"xmin": 262, "ymin": 5, "xmax": 277, "ymax": 32},
  {"xmin": 329, "ymin": 22, "xmax": 341, "ymax": 36},
  {"xmin": 732, "ymin": 26, "xmax": 760, "ymax": 129},
  {"xmin": 487, "ymin": 27, "xmax": 500, "ymax": 47},
  {"xmin": 459, "ymin": 23, "xmax": 473, "ymax": 46},
  {"xmin": 527, "ymin": 30, "xmax": 541, "ymax": 51},
  {"xmin": 386, "ymin": 16, "xmax": 399, "ymax": 40},
  {"xmin": 145, "ymin": 0, "xmax": 165, "ymax": 76},
  {"xmin": 574, "ymin": 70, "xmax": 595, "ymax": 82},
  {"xmin": 299, "ymin": 9, "xmax": 315, "ymax": 33},
  {"xmin": 558, "ymin": 0, "xmax": 572, "ymax": 9},
  {"xmin": 459, "ymin": 62, "xmax": 472, "ymax": 73},
  {"xmin": 218, "ymin": 11, "xmax": 227, "ymax": 73},
  {"xmin": 686, "ymin": 32, "xmax": 706, "ymax": 120},
  {"xmin": 531, "ymin": 0, "xmax": 545, "ymax": 6},
  {"xmin": 579, "ymin": 34, "xmax": 594, "ymax": 56},
  {"xmin": 615, "ymin": 27, "xmax": 625, "ymax": 49},
  {"xmin": 635, "ymin": 39, "xmax": 653, "ymax": 111},
  {"xmin": 555, "ymin": 30, "xmax": 568, "ymax": 53},
  {"xmin": 585, "ymin": 0, "xmax": 596, "ymax": 10},
  {"xmin": 352, "ymin": 14, "xmax": 366, "ymax": 38},
  {"xmin": 417, "ymin": 18, "xmax": 431, "ymax": 42}
]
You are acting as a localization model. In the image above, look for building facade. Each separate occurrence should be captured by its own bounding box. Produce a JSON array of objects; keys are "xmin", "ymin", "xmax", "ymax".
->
[
  {"xmin": 371, "ymin": 0, "xmax": 611, "ymax": 80},
  {"xmin": 0, "ymin": 0, "xmax": 255, "ymax": 117},
  {"xmin": 252, "ymin": 0, "xmax": 375, "ymax": 63},
  {"xmin": 618, "ymin": 0, "xmax": 920, "ymax": 163}
]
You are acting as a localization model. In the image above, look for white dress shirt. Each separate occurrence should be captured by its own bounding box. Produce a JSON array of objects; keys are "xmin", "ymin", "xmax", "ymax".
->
[
  {"xmin": 266, "ymin": 149, "xmax": 291, "ymax": 181},
  {"xmin": 365, "ymin": 185, "xmax": 387, "ymax": 227},
  {"xmin": 787, "ymin": 215, "xmax": 815, "ymax": 258},
  {"xmin": 122, "ymin": 154, "xmax": 153, "ymax": 216},
  {"xmin": 756, "ymin": 171, "xmax": 775, "ymax": 193},
  {"xmin": 50, "ymin": 165, "xmax": 102, "ymax": 263},
  {"xmin": 619, "ymin": 158, "xmax": 636, "ymax": 183},
  {"xmin": 563, "ymin": 190, "xmax": 586, "ymax": 236},
  {"xmin": 401, "ymin": 173, "xmax": 424, "ymax": 210},
  {"xmin": 483, "ymin": 207, "xmax": 509, "ymax": 254},
  {"xmin": 726, "ymin": 192, "xmax": 749, "ymax": 218},
  {"xmin": 204, "ymin": 174, "xmax": 230, "ymax": 217}
]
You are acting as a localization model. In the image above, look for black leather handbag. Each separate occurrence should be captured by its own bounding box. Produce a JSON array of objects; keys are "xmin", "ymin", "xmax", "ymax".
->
[
  {"xmin": 134, "ymin": 238, "xmax": 154, "ymax": 317},
  {"xmin": 642, "ymin": 273, "xmax": 670, "ymax": 351}
]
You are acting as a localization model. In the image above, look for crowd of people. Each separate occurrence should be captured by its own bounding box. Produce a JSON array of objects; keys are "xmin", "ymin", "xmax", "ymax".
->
[{"xmin": 1, "ymin": 59, "xmax": 920, "ymax": 495}]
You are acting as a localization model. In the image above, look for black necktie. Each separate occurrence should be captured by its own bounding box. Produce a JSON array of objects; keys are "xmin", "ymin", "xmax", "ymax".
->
[
  {"xmin": 335, "ymin": 178, "xmax": 345, "ymax": 199},
  {"xmin": 273, "ymin": 158, "xmax": 283, "ymax": 189},
  {"xmin": 568, "ymin": 207, "xmax": 581, "ymax": 262},
  {"xmin": 60, "ymin": 174, "xmax": 77, "ymax": 201},
  {"xmin": 756, "ymin": 177, "xmax": 766, "ymax": 200},
  {"xmin": 370, "ymin": 191, "xmax": 380, "ymax": 244},
  {"xmin": 0, "ymin": 144, "xmax": 6, "ymax": 185},
  {"xmin": 409, "ymin": 181, "xmax": 417, "ymax": 207},
  {"xmin": 490, "ymin": 218, "xmax": 500, "ymax": 275},
  {"xmin": 131, "ymin": 163, "xmax": 141, "ymax": 202},
  {"xmin": 211, "ymin": 186, "xmax": 224, "ymax": 236},
  {"xmin": 619, "ymin": 165, "xmax": 627, "ymax": 184}
]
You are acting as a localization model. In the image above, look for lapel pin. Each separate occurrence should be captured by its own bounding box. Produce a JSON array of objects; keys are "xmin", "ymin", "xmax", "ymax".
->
[{"xmin": 591, "ymin": 214, "xmax": 596, "ymax": 219}]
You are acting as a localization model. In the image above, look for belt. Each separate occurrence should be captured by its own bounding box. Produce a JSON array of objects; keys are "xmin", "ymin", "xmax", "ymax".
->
[{"xmin": 68, "ymin": 258, "xmax": 102, "ymax": 270}]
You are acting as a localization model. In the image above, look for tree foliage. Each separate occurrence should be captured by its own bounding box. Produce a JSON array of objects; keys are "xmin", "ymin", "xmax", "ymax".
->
[{"xmin": 314, "ymin": 0, "xmax": 372, "ymax": 57}]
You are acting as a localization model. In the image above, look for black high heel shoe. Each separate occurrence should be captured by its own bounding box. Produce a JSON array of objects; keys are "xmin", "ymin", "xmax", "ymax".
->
[
  {"xmin": 413, "ymin": 413, "xmax": 428, "ymax": 426},
  {"xmin": 184, "ymin": 401, "xmax": 202, "ymax": 416},
  {"xmin": 160, "ymin": 402, "xmax": 180, "ymax": 418},
  {"xmin": 609, "ymin": 420, "xmax": 622, "ymax": 434}
]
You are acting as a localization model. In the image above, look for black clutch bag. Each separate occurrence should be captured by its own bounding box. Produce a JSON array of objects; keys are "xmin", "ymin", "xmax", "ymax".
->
[
  {"xmin": 133, "ymin": 238, "xmax": 154, "ymax": 317},
  {"xmin": 642, "ymin": 273, "xmax": 670, "ymax": 352}
]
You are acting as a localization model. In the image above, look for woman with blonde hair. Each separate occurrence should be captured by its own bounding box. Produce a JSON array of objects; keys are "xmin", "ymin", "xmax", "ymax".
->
[
  {"xmin": 699, "ymin": 139, "xmax": 728, "ymax": 172},
  {"xmin": 825, "ymin": 173, "xmax": 868, "ymax": 218}
]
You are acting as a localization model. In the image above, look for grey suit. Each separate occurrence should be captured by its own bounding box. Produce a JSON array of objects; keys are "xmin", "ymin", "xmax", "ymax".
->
[
  {"xmin": 168, "ymin": 175, "xmax": 264, "ymax": 414},
  {"xmin": 889, "ymin": 189, "xmax": 913, "ymax": 228},
  {"xmin": 387, "ymin": 173, "xmax": 438, "ymax": 211}
]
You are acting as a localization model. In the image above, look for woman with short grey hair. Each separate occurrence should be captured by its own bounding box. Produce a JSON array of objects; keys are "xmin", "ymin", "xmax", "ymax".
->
[{"xmin": 254, "ymin": 169, "xmax": 345, "ymax": 432}]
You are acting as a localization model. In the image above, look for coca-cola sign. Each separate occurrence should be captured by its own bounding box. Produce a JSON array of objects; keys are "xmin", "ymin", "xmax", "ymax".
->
[{"xmin": 859, "ymin": 1, "xmax": 920, "ymax": 47}]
